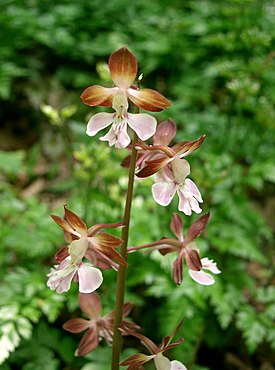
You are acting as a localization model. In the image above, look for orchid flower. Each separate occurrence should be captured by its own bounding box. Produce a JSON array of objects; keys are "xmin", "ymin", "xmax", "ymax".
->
[
  {"xmin": 135, "ymin": 134, "xmax": 205, "ymax": 178},
  {"xmin": 128, "ymin": 213, "xmax": 221, "ymax": 286},
  {"xmin": 86, "ymin": 90, "xmax": 157, "ymax": 148},
  {"xmin": 152, "ymin": 157, "xmax": 203, "ymax": 216},
  {"xmin": 63, "ymin": 292, "xmax": 140, "ymax": 356},
  {"xmin": 81, "ymin": 47, "xmax": 171, "ymax": 148},
  {"xmin": 47, "ymin": 206, "xmax": 126, "ymax": 293},
  {"xmin": 120, "ymin": 320, "xmax": 187, "ymax": 370},
  {"xmin": 47, "ymin": 238, "xmax": 103, "ymax": 294},
  {"xmin": 51, "ymin": 205, "xmax": 126, "ymax": 270}
]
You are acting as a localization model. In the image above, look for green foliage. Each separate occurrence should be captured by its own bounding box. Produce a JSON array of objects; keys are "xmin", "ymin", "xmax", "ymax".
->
[{"xmin": 0, "ymin": 0, "xmax": 274, "ymax": 369}]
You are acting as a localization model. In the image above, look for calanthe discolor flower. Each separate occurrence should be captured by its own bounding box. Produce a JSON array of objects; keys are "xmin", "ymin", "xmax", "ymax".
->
[
  {"xmin": 86, "ymin": 90, "xmax": 157, "ymax": 148},
  {"xmin": 81, "ymin": 47, "xmax": 171, "ymax": 112},
  {"xmin": 128, "ymin": 213, "xmax": 221, "ymax": 286},
  {"xmin": 120, "ymin": 320, "xmax": 186, "ymax": 370},
  {"xmin": 152, "ymin": 157, "xmax": 203, "ymax": 216},
  {"xmin": 47, "ymin": 206, "xmax": 126, "ymax": 293},
  {"xmin": 81, "ymin": 47, "xmax": 171, "ymax": 148},
  {"xmin": 63, "ymin": 292, "xmax": 140, "ymax": 356},
  {"xmin": 47, "ymin": 238, "xmax": 103, "ymax": 294}
]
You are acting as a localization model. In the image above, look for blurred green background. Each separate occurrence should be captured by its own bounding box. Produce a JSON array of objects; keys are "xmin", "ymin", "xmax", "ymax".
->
[{"xmin": 0, "ymin": 0, "xmax": 275, "ymax": 369}]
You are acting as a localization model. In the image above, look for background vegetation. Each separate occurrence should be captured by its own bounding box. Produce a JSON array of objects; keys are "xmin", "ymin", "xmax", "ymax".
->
[{"xmin": 0, "ymin": 0, "xmax": 274, "ymax": 369}]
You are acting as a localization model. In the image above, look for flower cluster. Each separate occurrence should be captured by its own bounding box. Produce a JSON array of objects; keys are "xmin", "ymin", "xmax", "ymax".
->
[{"xmin": 46, "ymin": 46, "xmax": 221, "ymax": 369}]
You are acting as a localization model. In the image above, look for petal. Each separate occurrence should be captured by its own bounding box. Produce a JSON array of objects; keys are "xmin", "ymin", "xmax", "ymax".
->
[
  {"xmin": 188, "ymin": 269, "xmax": 215, "ymax": 285},
  {"xmin": 176, "ymin": 134, "xmax": 206, "ymax": 157},
  {"xmin": 55, "ymin": 246, "xmax": 69, "ymax": 263},
  {"xmin": 201, "ymin": 258, "xmax": 221, "ymax": 274},
  {"xmin": 78, "ymin": 264, "xmax": 103, "ymax": 293},
  {"xmin": 170, "ymin": 360, "xmax": 188, "ymax": 370},
  {"xmin": 185, "ymin": 249, "xmax": 202, "ymax": 271},
  {"xmin": 51, "ymin": 215, "xmax": 80, "ymax": 237},
  {"xmin": 127, "ymin": 112, "xmax": 157, "ymax": 141},
  {"xmin": 185, "ymin": 178, "xmax": 203, "ymax": 202},
  {"xmin": 185, "ymin": 212, "xmax": 210, "ymax": 245},
  {"xmin": 136, "ymin": 156, "xmax": 170, "ymax": 178},
  {"xmin": 64, "ymin": 206, "xmax": 87, "ymax": 236},
  {"xmin": 78, "ymin": 292, "xmax": 102, "ymax": 319},
  {"xmin": 170, "ymin": 213, "xmax": 183, "ymax": 241},
  {"xmin": 100, "ymin": 121, "xmax": 131, "ymax": 148},
  {"xmin": 109, "ymin": 47, "xmax": 137, "ymax": 88},
  {"xmin": 152, "ymin": 181, "xmax": 176, "ymax": 206},
  {"xmin": 128, "ymin": 88, "xmax": 171, "ymax": 112},
  {"xmin": 154, "ymin": 353, "xmax": 171, "ymax": 370},
  {"xmin": 153, "ymin": 119, "xmax": 177, "ymax": 145},
  {"xmin": 177, "ymin": 189, "xmax": 192, "ymax": 216},
  {"xmin": 120, "ymin": 353, "xmax": 153, "ymax": 367},
  {"xmin": 81, "ymin": 85, "xmax": 117, "ymax": 107},
  {"xmin": 47, "ymin": 268, "xmax": 75, "ymax": 294},
  {"xmin": 86, "ymin": 112, "xmax": 114, "ymax": 136},
  {"xmin": 173, "ymin": 255, "xmax": 183, "ymax": 285},
  {"xmin": 63, "ymin": 318, "xmax": 91, "ymax": 333},
  {"xmin": 76, "ymin": 326, "xmax": 99, "ymax": 356},
  {"xmin": 188, "ymin": 196, "xmax": 202, "ymax": 214},
  {"xmin": 90, "ymin": 231, "xmax": 123, "ymax": 250}
]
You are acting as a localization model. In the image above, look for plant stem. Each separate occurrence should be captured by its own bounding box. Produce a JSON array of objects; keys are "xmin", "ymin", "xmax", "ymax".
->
[{"xmin": 111, "ymin": 132, "xmax": 138, "ymax": 370}]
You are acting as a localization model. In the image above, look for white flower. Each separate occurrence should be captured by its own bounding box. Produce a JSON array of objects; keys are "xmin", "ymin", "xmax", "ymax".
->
[{"xmin": 152, "ymin": 157, "xmax": 202, "ymax": 216}]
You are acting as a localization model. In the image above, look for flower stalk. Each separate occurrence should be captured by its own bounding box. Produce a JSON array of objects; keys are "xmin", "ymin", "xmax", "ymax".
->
[{"xmin": 111, "ymin": 131, "xmax": 138, "ymax": 370}]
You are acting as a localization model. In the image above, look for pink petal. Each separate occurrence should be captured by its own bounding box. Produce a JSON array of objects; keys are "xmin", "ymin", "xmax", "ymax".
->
[
  {"xmin": 153, "ymin": 119, "xmax": 177, "ymax": 145},
  {"xmin": 127, "ymin": 112, "xmax": 157, "ymax": 141},
  {"xmin": 185, "ymin": 178, "xmax": 203, "ymax": 202},
  {"xmin": 173, "ymin": 255, "xmax": 183, "ymax": 285},
  {"xmin": 79, "ymin": 292, "xmax": 102, "ymax": 319},
  {"xmin": 63, "ymin": 318, "xmax": 91, "ymax": 333},
  {"xmin": 76, "ymin": 326, "xmax": 99, "ymax": 356},
  {"xmin": 100, "ymin": 121, "xmax": 131, "ymax": 148},
  {"xmin": 78, "ymin": 263, "xmax": 103, "ymax": 293},
  {"xmin": 188, "ymin": 196, "xmax": 202, "ymax": 214},
  {"xmin": 185, "ymin": 213, "xmax": 210, "ymax": 245},
  {"xmin": 86, "ymin": 112, "xmax": 114, "ymax": 136},
  {"xmin": 170, "ymin": 213, "xmax": 183, "ymax": 241},
  {"xmin": 201, "ymin": 258, "xmax": 221, "ymax": 274},
  {"xmin": 170, "ymin": 360, "xmax": 188, "ymax": 370},
  {"xmin": 152, "ymin": 181, "xmax": 176, "ymax": 206},
  {"xmin": 109, "ymin": 47, "xmax": 137, "ymax": 88},
  {"xmin": 177, "ymin": 189, "xmax": 192, "ymax": 215},
  {"xmin": 188, "ymin": 269, "xmax": 215, "ymax": 285},
  {"xmin": 46, "ymin": 258, "xmax": 76, "ymax": 294}
]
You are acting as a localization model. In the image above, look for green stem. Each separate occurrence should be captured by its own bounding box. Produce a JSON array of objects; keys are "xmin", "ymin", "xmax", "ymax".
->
[{"xmin": 111, "ymin": 132, "xmax": 138, "ymax": 370}]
